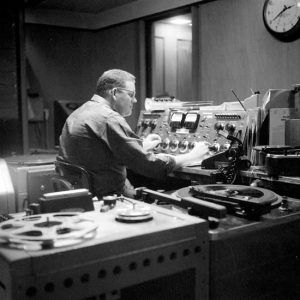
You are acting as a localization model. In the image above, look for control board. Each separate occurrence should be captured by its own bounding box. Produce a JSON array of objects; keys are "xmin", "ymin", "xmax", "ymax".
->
[{"xmin": 136, "ymin": 109, "xmax": 248, "ymax": 156}]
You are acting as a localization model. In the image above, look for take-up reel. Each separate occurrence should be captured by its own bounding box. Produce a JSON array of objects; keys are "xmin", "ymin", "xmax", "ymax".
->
[
  {"xmin": 115, "ymin": 197, "xmax": 153, "ymax": 223},
  {"xmin": 0, "ymin": 213, "xmax": 98, "ymax": 251}
]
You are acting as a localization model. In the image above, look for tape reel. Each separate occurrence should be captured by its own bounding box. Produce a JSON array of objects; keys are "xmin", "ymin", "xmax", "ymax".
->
[
  {"xmin": 0, "ymin": 213, "xmax": 98, "ymax": 251},
  {"xmin": 116, "ymin": 205, "xmax": 153, "ymax": 223}
]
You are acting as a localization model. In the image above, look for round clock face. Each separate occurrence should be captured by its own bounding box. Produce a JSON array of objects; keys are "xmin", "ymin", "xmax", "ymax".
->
[{"xmin": 263, "ymin": 0, "xmax": 300, "ymax": 41}]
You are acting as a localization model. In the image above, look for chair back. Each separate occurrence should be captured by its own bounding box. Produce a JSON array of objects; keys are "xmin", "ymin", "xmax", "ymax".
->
[{"xmin": 52, "ymin": 156, "xmax": 94, "ymax": 195}]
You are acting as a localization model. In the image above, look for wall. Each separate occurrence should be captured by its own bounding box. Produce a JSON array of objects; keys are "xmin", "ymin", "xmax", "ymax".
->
[
  {"xmin": 26, "ymin": 22, "xmax": 141, "ymax": 148},
  {"xmin": 0, "ymin": 7, "xmax": 25, "ymax": 156},
  {"xmin": 198, "ymin": 0, "xmax": 300, "ymax": 104}
]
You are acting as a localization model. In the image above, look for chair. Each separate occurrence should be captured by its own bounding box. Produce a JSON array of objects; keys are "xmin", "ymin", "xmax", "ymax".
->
[{"xmin": 52, "ymin": 156, "xmax": 95, "ymax": 196}]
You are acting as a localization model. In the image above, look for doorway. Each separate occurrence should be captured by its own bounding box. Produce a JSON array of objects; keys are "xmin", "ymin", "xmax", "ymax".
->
[{"xmin": 149, "ymin": 13, "xmax": 192, "ymax": 101}]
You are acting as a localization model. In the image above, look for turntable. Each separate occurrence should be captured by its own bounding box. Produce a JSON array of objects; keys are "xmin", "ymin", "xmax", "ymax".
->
[{"xmin": 177, "ymin": 184, "xmax": 281, "ymax": 218}]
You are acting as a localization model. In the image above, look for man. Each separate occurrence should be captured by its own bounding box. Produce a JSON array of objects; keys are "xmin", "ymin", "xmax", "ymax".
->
[{"xmin": 59, "ymin": 69, "xmax": 208, "ymax": 198}]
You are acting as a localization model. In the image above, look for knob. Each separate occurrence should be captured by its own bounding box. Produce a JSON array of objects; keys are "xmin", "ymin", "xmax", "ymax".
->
[
  {"xmin": 169, "ymin": 140, "xmax": 179, "ymax": 152},
  {"xmin": 214, "ymin": 122, "xmax": 224, "ymax": 131},
  {"xmin": 279, "ymin": 196, "xmax": 290, "ymax": 211},
  {"xmin": 225, "ymin": 123, "xmax": 236, "ymax": 132},
  {"xmin": 149, "ymin": 120, "xmax": 157, "ymax": 130},
  {"xmin": 161, "ymin": 138, "xmax": 170, "ymax": 150},
  {"xmin": 188, "ymin": 141, "xmax": 195, "ymax": 150},
  {"xmin": 178, "ymin": 140, "xmax": 189, "ymax": 153},
  {"xmin": 220, "ymin": 143, "xmax": 230, "ymax": 151},
  {"xmin": 142, "ymin": 120, "xmax": 150, "ymax": 128},
  {"xmin": 208, "ymin": 143, "xmax": 220, "ymax": 152}
]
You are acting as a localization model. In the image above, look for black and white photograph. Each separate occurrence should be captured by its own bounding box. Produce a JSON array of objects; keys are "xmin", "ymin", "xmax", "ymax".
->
[{"xmin": 0, "ymin": 0, "xmax": 300, "ymax": 299}]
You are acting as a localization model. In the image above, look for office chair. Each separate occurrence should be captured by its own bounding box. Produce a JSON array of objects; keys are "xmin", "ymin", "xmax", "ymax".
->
[{"xmin": 52, "ymin": 156, "xmax": 95, "ymax": 196}]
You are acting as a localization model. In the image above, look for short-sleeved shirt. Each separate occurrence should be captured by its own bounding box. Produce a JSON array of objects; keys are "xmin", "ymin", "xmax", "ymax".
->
[{"xmin": 59, "ymin": 94, "xmax": 176, "ymax": 197}]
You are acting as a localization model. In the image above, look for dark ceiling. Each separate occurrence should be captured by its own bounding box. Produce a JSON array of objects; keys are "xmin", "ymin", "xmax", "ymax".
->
[
  {"xmin": 25, "ymin": 0, "xmax": 138, "ymax": 14},
  {"xmin": 24, "ymin": 0, "xmax": 193, "ymax": 30}
]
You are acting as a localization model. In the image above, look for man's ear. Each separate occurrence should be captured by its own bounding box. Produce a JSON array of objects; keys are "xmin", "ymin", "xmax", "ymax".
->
[{"xmin": 112, "ymin": 88, "xmax": 117, "ymax": 97}]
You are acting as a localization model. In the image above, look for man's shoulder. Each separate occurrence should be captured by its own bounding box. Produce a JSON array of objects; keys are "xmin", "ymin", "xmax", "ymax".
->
[{"xmin": 106, "ymin": 112, "xmax": 128, "ymax": 128}]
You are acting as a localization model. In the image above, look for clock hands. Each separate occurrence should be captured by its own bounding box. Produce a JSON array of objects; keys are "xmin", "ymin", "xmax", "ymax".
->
[{"xmin": 272, "ymin": 4, "xmax": 295, "ymax": 21}]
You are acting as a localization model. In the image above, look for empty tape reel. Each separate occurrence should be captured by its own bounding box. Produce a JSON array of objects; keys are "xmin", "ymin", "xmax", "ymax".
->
[
  {"xmin": 0, "ymin": 212, "xmax": 98, "ymax": 251},
  {"xmin": 116, "ymin": 206, "xmax": 153, "ymax": 223}
]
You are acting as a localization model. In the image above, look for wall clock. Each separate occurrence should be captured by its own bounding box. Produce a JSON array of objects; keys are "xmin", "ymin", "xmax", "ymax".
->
[{"xmin": 263, "ymin": 0, "xmax": 300, "ymax": 41}]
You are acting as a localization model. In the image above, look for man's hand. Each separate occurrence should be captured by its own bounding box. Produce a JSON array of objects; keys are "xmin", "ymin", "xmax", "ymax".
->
[
  {"xmin": 172, "ymin": 141, "xmax": 210, "ymax": 168},
  {"xmin": 189, "ymin": 141, "xmax": 210, "ymax": 159},
  {"xmin": 143, "ymin": 134, "xmax": 162, "ymax": 152}
]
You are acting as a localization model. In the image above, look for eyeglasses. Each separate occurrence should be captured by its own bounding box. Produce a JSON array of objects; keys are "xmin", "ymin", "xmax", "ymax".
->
[{"xmin": 116, "ymin": 87, "xmax": 136, "ymax": 99}]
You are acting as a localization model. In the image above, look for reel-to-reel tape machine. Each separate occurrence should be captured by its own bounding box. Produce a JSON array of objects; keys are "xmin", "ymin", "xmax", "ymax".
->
[{"xmin": 0, "ymin": 198, "xmax": 209, "ymax": 300}]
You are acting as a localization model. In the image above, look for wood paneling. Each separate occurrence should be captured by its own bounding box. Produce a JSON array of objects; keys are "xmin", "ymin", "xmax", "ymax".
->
[
  {"xmin": 198, "ymin": 0, "xmax": 300, "ymax": 104},
  {"xmin": 153, "ymin": 36, "xmax": 165, "ymax": 95},
  {"xmin": 0, "ymin": 7, "xmax": 25, "ymax": 155},
  {"xmin": 177, "ymin": 39, "xmax": 192, "ymax": 101}
]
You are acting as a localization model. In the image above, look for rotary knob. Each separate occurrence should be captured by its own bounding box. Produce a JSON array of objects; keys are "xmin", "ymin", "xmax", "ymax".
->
[
  {"xmin": 161, "ymin": 138, "xmax": 170, "ymax": 150},
  {"xmin": 178, "ymin": 140, "xmax": 189, "ymax": 153},
  {"xmin": 208, "ymin": 143, "xmax": 220, "ymax": 152},
  {"xmin": 225, "ymin": 123, "xmax": 236, "ymax": 132},
  {"xmin": 188, "ymin": 141, "xmax": 195, "ymax": 150},
  {"xmin": 142, "ymin": 120, "xmax": 150, "ymax": 128},
  {"xmin": 149, "ymin": 120, "xmax": 157, "ymax": 130},
  {"xmin": 214, "ymin": 122, "xmax": 224, "ymax": 131},
  {"xmin": 169, "ymin": 139, "xmax": 179, "ymax": 152},
  {"xmin": 220, "ymin": 143, "xmax": 230, "ymax": 151}
]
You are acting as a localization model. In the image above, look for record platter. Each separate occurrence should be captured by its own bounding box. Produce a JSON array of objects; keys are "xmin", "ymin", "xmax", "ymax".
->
[{"xmin": 176, "ymin": 184, "xmax": 282, "ymax": 218}]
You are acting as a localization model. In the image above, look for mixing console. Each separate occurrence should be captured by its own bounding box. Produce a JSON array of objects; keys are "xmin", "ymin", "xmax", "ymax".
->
[{"xmin": 136, "ymin": 108, "xmax": 248, "ymax": 156}]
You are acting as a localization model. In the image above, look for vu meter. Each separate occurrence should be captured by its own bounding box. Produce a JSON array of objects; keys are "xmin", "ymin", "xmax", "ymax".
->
[
  {"xmin": 169, "ymin": 112, "xmax": 185, "ymax": 129},
  {"xmin": 184, "ymin": 112, "xmax": 200, "ymax": 130}
]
